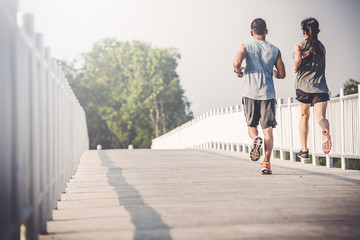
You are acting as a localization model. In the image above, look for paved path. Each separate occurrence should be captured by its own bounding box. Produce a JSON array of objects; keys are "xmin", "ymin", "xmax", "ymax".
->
[{"xmin": 39, "ymin": 149, "xmax": 360, "ymax": 240}]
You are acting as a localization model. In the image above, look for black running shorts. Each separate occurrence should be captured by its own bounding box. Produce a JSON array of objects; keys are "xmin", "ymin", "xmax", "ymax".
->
[
  {"xmin": 295, "ymin": 89, "xmax": 329, "ymax": 106},
  {"xmin": 242, "ymin": 97, "xmax": 277, "ymax": 129}
]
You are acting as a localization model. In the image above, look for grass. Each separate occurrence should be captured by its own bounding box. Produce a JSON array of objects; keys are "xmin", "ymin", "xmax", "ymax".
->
[
  {"xmin": 333, "ymin": 157, "xmax": 341, "ymax": 168},
  {"xmin": 348, "ymin": 158, "xmax": 360, "ymax": 170}
]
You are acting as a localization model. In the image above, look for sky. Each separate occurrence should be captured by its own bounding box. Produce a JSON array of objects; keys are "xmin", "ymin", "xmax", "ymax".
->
[{"xmin": 18, "ymin": 0, "xmax": 360, "ymax": 117}]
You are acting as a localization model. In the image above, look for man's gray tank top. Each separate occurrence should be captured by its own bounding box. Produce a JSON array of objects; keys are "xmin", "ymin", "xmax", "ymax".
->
[
  {"xmin": 295, "ymin": 40, "xmax": 329, "ymax": 93},
  {"xmin": 243, "ymin": 39, "xmax": 279, "ymax": 100}
]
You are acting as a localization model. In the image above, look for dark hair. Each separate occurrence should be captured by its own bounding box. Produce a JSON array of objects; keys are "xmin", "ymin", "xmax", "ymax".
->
[
  {"xmin": 251, "ymin": 18, "xmax": 267, "ymax": 35},
  {"xmin": 301, "ymin": 17, "xmax": 323, "ymax": 57}
]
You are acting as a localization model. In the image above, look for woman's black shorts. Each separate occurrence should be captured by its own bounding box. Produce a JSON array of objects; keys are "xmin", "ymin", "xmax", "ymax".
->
[{"xmin": 295, "ymin": 89, "xmax": 329, "ymax": 106}]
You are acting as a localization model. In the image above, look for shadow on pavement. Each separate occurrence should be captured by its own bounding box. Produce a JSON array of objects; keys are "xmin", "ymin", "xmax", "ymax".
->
[{"xmin": 99, "ymin": 150, "xmax": 172, "ymax": 240}]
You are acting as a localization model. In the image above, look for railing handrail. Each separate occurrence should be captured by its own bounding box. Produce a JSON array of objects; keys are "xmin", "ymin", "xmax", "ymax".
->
[
  {"xmin": 152, "ymin": 86, "xmax": 360, "ymax": 171},
  {"xmin": 0, "ymin": 2, "xmax": 89, "ymax": 240}
]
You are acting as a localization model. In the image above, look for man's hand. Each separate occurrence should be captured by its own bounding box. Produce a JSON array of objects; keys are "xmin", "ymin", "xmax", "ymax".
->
[
  {"xmin": 235, "ymin": 66, "xmax": 244, "ymax": 78},
  {"xmin": 273, "ymin": 69, "xmax": 278, "ymax": 78},
  {"xmin": 233, "ymin": 44, "xmax": 246, "ymax": 78}
]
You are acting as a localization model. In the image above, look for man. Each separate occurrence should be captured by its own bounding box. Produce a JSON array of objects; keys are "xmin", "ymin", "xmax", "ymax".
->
[{"xmin": 233, "ymin": 18, "xmax": 286, "ymax": 174}]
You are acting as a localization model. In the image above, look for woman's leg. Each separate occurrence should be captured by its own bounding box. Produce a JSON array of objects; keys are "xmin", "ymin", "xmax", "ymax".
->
[
  {"xmin": 314, "ymin": 101, "xmax": 329, "ymax": 130},
  {"xmin": 299, "ymin": 102, "xmax": 311, "ymax": 151},
  {"xmin": 314, "ymin": 101, "xmax": 332, "ymax": 153}
]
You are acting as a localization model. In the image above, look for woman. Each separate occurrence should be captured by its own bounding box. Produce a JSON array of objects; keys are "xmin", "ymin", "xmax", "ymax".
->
[{"xmin": 294, "ymin": 17, "xmax": 331, "ymax": 161}]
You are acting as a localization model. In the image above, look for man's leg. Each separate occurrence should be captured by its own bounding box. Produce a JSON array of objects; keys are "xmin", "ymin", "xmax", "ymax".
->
[
  {"xmin": 249, "ymin": 126, "xmax": 262, "ymax": 161},
  {"xmin": 259, "ymin": 99, "xmax": 276, "ymax": 174},
  {"xmin": 243, "ymin": 98, "xmax": 262, "ymax": 161},
  {"xmin": 299, "ymin": 102, "xmax": 311, "ymax": 152},
  {"xmin": 262, "ymin": 127, "xmax": 273, "ymax": 162},
  {"xmin": 248, "ymin": 126, "xmax": 259, "ymax": 141}
]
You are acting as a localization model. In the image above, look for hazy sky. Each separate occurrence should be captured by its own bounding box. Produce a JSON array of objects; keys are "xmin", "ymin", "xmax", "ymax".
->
[{"xmin": 19, "ymin": 0, "xmax": 360, "ymax": 116}]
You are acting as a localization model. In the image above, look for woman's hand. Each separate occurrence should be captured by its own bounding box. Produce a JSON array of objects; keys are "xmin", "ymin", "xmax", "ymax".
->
[
  {"xmin": 301, "ymin": 50, "xmax": 310, "ymax": 59},
  {"xmin": 294, "ymin": 44, "xmax": 303, "ymax": 72}
]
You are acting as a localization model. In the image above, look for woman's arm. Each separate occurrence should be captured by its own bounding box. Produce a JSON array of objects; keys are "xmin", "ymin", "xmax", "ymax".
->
[
  {"xmin": 293, "ymin": 44, "xmax": 310, "ymax": 72},
  {"xmin": 293, "ymin": 44, "xmax": 302, "ymax": 72}
]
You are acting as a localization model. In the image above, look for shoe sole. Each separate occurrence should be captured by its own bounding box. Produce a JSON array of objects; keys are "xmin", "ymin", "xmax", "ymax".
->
[
  {"xmin": 297, "ymin": 153, "xmax": 309, "ymax": 163},
  {"xmin": 261, "ymin": 168, "xmax": 272, "ymax": 174},
  {"xmin": 250, "ymin": 137, "xmax": 262, "ymax": 161},
  {"xmin": 300, "ymin": 157, "xmax": 309, "ymax": 164},
  {"xmin": 322, "ymin": 130, "xmax": 332, "ymax": 154}
]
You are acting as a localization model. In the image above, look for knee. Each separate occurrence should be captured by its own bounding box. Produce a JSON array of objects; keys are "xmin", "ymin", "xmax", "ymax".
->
[
  {"xmin": 262, "ymin": 128, "xmax": 273, "ymax": 139},
  {"xmin": 301, "ymin": 112, "xmax": 310, "ymax": 120}
]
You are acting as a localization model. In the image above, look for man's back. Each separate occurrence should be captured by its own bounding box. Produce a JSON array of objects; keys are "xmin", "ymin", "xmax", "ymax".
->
[
  {"xmin": 243, "ymin": 39, "xmax": 279, "ymax": 100},
  {"xmin": 233, "ymin": 17, "xmax": 286, "ymax": 173}
]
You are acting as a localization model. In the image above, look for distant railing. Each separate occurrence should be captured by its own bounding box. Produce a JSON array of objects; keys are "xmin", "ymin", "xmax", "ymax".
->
[
  {"xmin": 152, "ymin": 86, "xmax": 360, "ymax": 170},
  {"xmin": 0, "ymin": 2, "xmax": 89, "ymax": 240}
]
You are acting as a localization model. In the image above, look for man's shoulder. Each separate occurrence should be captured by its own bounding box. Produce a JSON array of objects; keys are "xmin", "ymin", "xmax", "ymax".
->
[
  {"xmin": 244, "ymin": 40, "xmax": 254, "ymax": 47},
  {"xmin": 267, "ymin": 41, "xmax": 279, "ymax": 51}
]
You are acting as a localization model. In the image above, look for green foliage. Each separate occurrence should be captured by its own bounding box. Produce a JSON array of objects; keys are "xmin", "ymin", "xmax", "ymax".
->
[
  {"xmin": 336, "ymin": 78, "xmax": 359, "ymax": 96},
  {"xmin": 62, "ymin": 39, "xmax": 193, "ymax": 149},
  {"xmin": 343, "ymin": 78, "xmax": 359, "ymax": 95}
]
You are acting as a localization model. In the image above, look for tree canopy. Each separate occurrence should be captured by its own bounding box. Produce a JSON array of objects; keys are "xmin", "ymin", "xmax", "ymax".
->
[
  {"xmin": 335, "ymin": 78, "xmax": 359, "ymax": 97},
  {"xmin": 63, "ymin": 39, "xmax": 193, "ymax": 149},
  {"xmin": 343, "ymin": 78, "xmax": 359, "ymax": 95}
]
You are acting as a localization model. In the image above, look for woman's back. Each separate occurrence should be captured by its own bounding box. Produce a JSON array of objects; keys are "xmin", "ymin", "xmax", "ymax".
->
[{"xmin": 295, "ymin": 39, "xmax": 329, "ymax": 93}]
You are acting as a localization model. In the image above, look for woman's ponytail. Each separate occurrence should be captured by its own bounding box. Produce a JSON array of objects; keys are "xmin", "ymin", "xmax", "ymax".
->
[{"xmin": 301, "ymin": 17, "xmax": 323, "ymax": 57}]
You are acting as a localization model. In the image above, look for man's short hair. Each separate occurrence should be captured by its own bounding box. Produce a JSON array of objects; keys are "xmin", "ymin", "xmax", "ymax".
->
[{"xmin": 251, "ymin": 18, "xmax": 267, "ymax": 35}]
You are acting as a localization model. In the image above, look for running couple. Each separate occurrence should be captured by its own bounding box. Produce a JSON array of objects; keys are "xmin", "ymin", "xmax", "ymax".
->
[{"xmin": 233, "ymin": 18, "xmax": 332, "ymax": 174}]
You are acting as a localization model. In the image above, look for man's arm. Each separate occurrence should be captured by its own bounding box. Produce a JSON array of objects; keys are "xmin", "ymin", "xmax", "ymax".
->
[
  {"xmin": 233, "ymin": 44, "xmax": 246, "ymax": 78},
  {"xmin": 273, "ymin": 49, "xmax": 286, "ymax": 79}
]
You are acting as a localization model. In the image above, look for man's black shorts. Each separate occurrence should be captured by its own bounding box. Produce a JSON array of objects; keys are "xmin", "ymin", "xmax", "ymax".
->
[
  {"xmin": 242, "ymin": 97, "xmax": 277, "ymax": 129},
  {"xmin": 295, "ymin": 89, "xmax": 329, "ymax": 106}
]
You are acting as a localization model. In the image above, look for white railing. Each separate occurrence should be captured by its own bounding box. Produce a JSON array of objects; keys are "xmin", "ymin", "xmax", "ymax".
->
[
  {"xmin": 152, "ymin": 86, "xmax": 360, "ymax": 170},
  {"xmin": 0, "ymin": 1, "xmax": 89, "ymax": 240}
]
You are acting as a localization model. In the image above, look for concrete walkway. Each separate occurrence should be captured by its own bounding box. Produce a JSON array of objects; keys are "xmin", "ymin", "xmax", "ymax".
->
[{"xmin": 39, "ymin": 149, "xmax": 360, "ymax": 240}]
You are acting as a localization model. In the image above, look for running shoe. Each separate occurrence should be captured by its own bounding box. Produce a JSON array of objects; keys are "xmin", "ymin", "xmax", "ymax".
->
[
  {"xmin": 298, "ymin": 149, "xmax": 309, "ymax": 164},
  {"xmin": 297, "ymin": 149, "xmax": 309, "ymax": 158},
  {"xmin": 261, "ymin": 161, "xmax": 272, "ymax": 174},
  {"xmin": 250, "ymin": 136, "xmax": 262, "ymax": 161},
  {"xmin": 322, "ymin": 129, "xmax": 332, "ymax": 154}
]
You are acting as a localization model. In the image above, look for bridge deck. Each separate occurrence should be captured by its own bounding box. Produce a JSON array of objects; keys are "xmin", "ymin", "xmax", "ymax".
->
[{"xmin": 39, "ymin": 149, "xmax": 360, "ymax": 240}]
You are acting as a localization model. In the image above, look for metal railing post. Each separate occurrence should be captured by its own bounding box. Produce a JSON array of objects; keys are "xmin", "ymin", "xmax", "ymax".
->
[
  {"xmin": 277, "ymin": 98, "xmax": 285, "ymax": 160},
  {"xmin": 326, "ymin": 91, "xmax": 333, "ymax": 168},
  {"xmin": 358, "ymin": 84, "xmax": 360, "ymax": 158},
  {"xmin": 310, "ymin": 103, "xmax": 318, "ymax": 166},
  {"xmin": 340, "ymin": 88, "xmax": 348, "ymax": 169},
  {"xmin": 0, "ymin": 1, "xmax": 18, "ymax": 239},
  {"xmin": 288, "ymin": 97, "xmax": 295, "ymax": 162}
]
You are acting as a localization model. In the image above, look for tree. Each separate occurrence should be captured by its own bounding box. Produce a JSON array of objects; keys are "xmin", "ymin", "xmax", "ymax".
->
[
  {"xmin": 343, "ymin": 78, "xmax": 359, "ymax": 95},
  {"xmin": 62, "ymin": 39, "xmax": 192, "ymax": 149},
  {"xmin": 336, "ymin": 78, "xmax": 359, "ymax": 96}
]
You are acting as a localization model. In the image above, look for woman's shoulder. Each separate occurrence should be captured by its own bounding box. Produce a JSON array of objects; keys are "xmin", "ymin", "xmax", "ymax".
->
[{"xmin": 318, "ymin": 40, "xmax": 325, "ymax": 49}]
